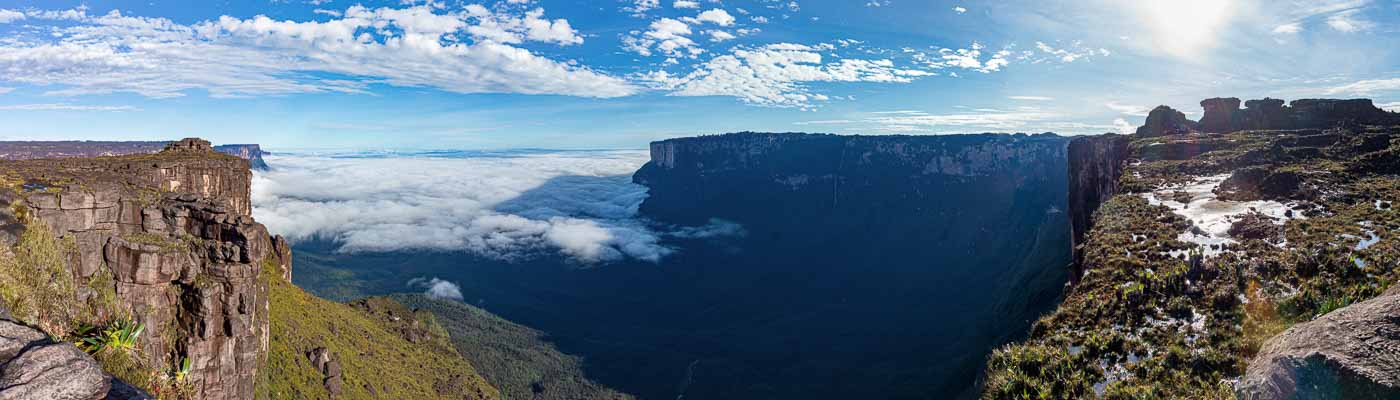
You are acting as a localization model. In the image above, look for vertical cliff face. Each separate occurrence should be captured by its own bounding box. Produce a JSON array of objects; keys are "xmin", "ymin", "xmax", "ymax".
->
[
  {"xmin": 0, "ymin": 138, "xmax": 288, "ymax": 400},
  {"xmin": 632, "ymin": 132, "xmax": 1072, "ymax": 399},
  {"xmin": 1065, "ymin": 134, "xmax": 1130, "ymax": 275},
  {"xmin": 213, "ymin": 144, "xmax": 271, "ymax": 171}
]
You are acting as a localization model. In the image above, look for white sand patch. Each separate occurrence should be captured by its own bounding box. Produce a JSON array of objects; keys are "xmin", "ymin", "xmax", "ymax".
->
[{"xmin": 1142, "ymin": 174, "xmax": 1306, "ymax": 257}]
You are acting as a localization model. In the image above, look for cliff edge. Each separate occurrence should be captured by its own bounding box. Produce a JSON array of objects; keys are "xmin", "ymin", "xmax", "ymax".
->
[{"xmin": 984, "ymin": 99, "xmax": 1400, "ymax": 399}]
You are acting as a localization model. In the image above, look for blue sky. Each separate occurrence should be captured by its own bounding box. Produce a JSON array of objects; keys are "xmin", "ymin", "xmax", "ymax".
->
[{"xmin": 0, "ymin": 0, "xmax": 1396, "ymax": 149}]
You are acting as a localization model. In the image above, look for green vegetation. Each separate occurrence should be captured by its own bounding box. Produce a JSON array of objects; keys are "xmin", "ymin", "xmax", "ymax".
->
[
  {"xmin": 74, "ymin": 318, "xmax": 145, "ymax": 354},
  {"xmin": 393, "ymin": 294, "xmax": 634, "ymax": 400},
  {"xmin": 0, "ymin": 215, "xmax": 84, "ymax": 336},
  {"xmin": 984, "ymin": 128, "xmax": 1400, "ymax": 398},
  {"xmin": 258, "ymin": 260, "xmax": 500, "ymax": 400},
  {"xmin": 0, "ymin": 209, "xmax": 195, "ymax": 399}
]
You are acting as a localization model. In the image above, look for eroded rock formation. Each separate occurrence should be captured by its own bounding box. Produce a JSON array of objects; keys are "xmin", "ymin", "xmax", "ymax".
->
[
  {"xmin": 1136, "ymin": 106, "xmax": 1197, "ymax": 137},
  {"xmin": 0, "ymin": 141, "xmax": 289, "ymax": 400},
  {"xmin": 1192, "ymin": 97, "xmax": 1398, "ymax": 133}
]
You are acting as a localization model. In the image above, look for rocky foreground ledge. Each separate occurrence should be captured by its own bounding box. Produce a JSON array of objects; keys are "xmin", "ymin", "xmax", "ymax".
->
[
  {"xmin": 985, "ymin": 99, "xmax": 1400, "ymax": 399},
  {"xmin": 0, "ymin": 138, "xmax": 290, "ymax": 400}
]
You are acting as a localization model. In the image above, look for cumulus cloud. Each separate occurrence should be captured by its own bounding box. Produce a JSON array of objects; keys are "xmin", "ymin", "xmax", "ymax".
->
[
  {"xmin": 253, "ymin": 150, "xmax": 740, "ymax": 263},
  {"xmin": 0, "ymin": 9, "xmax": 24, "ymax": 23},
  {"xmin": 408, "ymin": 277, "xmax": 464, "ymax": 300},
  {"xmin": 692, "ymin": 9, "xmax": 735, "ymax": 26},
  {"xmin": 673, "ymin": 1, "xmax": 700, "ymax": 9},
  {"xmin": 1113, "ymin": 118, "xmax": 1134, "ymax": 134},
  {"xmin": 0, "ymin": 6, "xmax": 634, "ymax": 99},
  {"xmin": 622, "ymin": 17, "xmax": 703, "ymax": 58},
  {"xmin": 638, "ymin": 42, "xmax": 932, "ymax": 108}
]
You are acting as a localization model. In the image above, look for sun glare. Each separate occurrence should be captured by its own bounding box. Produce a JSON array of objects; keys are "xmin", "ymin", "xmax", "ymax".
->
[{"xmin": 1140, "ymin": 0, "xmax": 1234, "ymax": 58}]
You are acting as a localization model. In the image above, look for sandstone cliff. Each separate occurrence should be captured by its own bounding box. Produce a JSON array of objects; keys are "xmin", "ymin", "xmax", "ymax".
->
[
  {"xmin": 1065, "ymin": 134, "xmax": 1129, "ymax": 276},
  {"xmin": 633, "ymin": 131, "xmax": 1073, "ymax": 399},
  {"xmin": 0, "ymin": 138, "xmax": 290, "ymax": 399}
]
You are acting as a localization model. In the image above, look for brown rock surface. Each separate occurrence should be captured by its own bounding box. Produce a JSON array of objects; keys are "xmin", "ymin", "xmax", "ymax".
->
[
  {"xmin": 0, "ymin": 140, "xmax": 278, "ymax": 400},
  {"xmin": 1237, "ymin": 293, "xmax": 1400, "ymax": 399},
  {"xmin": 0, "ymin": 317, "xmax": 110, "ymax": 400},
  {"xmin": 1136, "ymin": 105, "xmax": 1197, "ymax": 136}
]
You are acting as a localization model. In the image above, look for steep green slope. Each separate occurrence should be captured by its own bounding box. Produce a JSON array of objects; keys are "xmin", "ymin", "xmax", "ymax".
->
[
  {"xmin": 259, "ymin": 265, "xmax": 500, "ymax": 400},
  {"xmin": 392, "ymin": 294, "xmax": 633, "ymax": 400}
]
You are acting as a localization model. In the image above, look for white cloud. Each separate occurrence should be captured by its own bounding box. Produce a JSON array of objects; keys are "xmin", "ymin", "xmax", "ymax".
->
[
  {"xmin": 622, "ymin": 17, "xmax": 703, "ymax": 58},
  {"xmin": 952, "ymin": 6, "xmax": 967, "ymax": 14},
  {"xmin": 1113, "ymin": 118, "xmax": 1134, "ymax": 134},
  {"xmin": 708, "ymin": 30, "xmax": 736, "ymax": 42},
  {"xmin": 865, "ymin": 1, "xmax": 890, "ymax": 7},
  {"xmin": 912, "ymin": 42, "xmax": 1012, "ymax": 73},
  {"xmin": 463, "ymin": 6, "xmax": 585, "ymax": 45},
  {"xmin": 1377, "ymin": 102, "xmax": 1400, "ymax": 113},
  {"xmin": 865, "ymin": 109, "xmax": 1062, "ymax": 130},
  {"xmin": 252, "ymin": 150, "xmax": 741, "ymax": 263},
  {"xmin": 1271, "ymin": 23, "xmax": 1301, "ymax": 34},
  {"xmin": 1031, "ymin": 41, "xmax": 1106, "ymax": 63},
  {"xmin": 750, "ymin": 16, "xmax": 769, "ymax": 23},
  {"xmin": 0, "ymin": 7, "xmax": 634, "ymax": 99},
  {"xmin": 673, "ymin": 1, "xmax": 700, "ymax": 9},
  {"xmin": 1325, "ymin": 78, "xmax": 1400, "ymax": 95},
  {"xmin": 0, "ymin": 103, "xmax": 138, "ymax": 111},
  {"xmin": 638, "ymin": 43, "xmax": 932, "ymax": 108},
  {"xmin": 1008, "ymin": 96, "xmax": 1054, "ymax": 101},
  {"xmin": 626, "ymin": 0, "xmax": 662, "ymax": 14},
  {"xmin": 800, "ymin": 108, "xmax": 1117, "ymax": 134},
  {"xmin": 693, "ymin": 9, "xmax": 735, "ymax": 26},
  {"xmin": 0, "ymin": 87, "xmax": 12, "ymax": 95},
  {"xmin": 1104, "ymin": 102, "xmax": 1151, "ymax": 116},
  {"xmin": 0, "ymin": 9, "xmax": 24, "ymax": 23},
  {"xmin": 408, "ymin": 277, "xmax": 464, "ymax": 300},
  {"xmin": 1325, "ymin": 10, "xmax": 1371, "ymax": 32}
]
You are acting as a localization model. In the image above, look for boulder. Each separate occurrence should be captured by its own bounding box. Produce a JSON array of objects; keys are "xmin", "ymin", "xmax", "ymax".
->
[
  {"xmin": 307, "ymin": 347, "xmax": 344, "ymax": 396},
  {"xmin": 1237, "ymin": 293, "xmax": 1400, "ymax": 399},
  {"xmin": 0, "ymin": 319, "xmax": 111, "ymax": 400},
  {"xmin": 1136, "ymin": 105, "xmax": 1197, "ymax": 136}
]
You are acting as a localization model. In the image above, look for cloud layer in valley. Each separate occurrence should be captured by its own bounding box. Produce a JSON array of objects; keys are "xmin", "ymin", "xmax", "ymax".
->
[
  {"xmin": 252, "ymin": 150, "xmax": 739, "ymax": 263},
  {"xmin": 408, "ymin": 277, "xmax": 465, "ymax": 300}
]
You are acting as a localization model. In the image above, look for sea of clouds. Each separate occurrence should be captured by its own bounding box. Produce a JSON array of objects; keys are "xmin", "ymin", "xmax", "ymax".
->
[{"xmin": 251, "ymin": 149, "xmax": 739, "ymax": 263}]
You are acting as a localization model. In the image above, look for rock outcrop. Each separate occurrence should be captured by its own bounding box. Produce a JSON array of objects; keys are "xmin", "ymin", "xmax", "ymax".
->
[
  {"xmin": 1136, "ymin": 106, "xmax": 1197, "ymax": 137},
  {"xmin": 1236, "ymin": 292, "xmax": 1400, "ymax": 399},
  {"xmin": 0, "ymin": 314, "xmax": 110, "ymax": 400},
  {"xmin": 0, "ymin": 140, "xmax": 289, "ymax": 400},
  {"xmin": 1199, "ymin": 97, "xmax": 1244, "ymax": 133},
  {"xmin": 1065, "ymin": 133, "xmax": 1130, "ymax": 274},
  {"xmin": 1191, "ymin": 97, "xmax": 1398, "ymax": 133}
]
